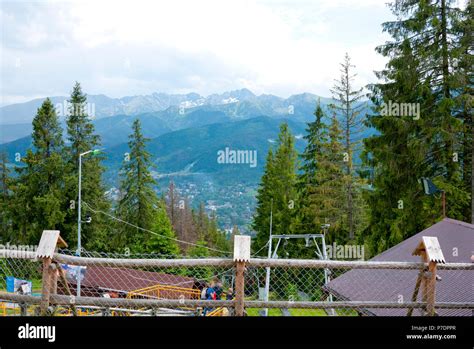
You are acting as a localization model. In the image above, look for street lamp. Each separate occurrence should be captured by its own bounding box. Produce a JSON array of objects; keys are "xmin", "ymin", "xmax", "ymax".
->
[
  {"xmin": 77, "ymin": 148, "xmax": 102, "ymax": 296},
  {"xmin": 420, "ymin": 177, "xmax": 446, "ymax": 218}
]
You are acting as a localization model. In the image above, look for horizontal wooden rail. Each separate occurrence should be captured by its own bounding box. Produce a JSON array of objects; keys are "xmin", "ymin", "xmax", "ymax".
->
[
  {"xmin": 1, "ymin": 292, "xmax": 472, "ymax": 311},
  {"xmin": 247, "ymin": 258, "xmax": 473, "ymax": 270},
  {"xmin": 52, "ymin": 254, "xmax": 234, "ymax": 268},
  {"xmin": 50, "ymin": 295, "xmax": 233, "ymax": 309},
  {"xmin": 2, "ymin": 292, "xmax": 471, "ymax": 311},
  {"xmin": 245, "ymin": 300, "xmax": 474, "ymax": 309},
  {"xmin": 0, "ymin": 250, "xmax": 471, "ymax": 270},
  {"xmin": 0, "ymin": 292, "xmax": 42, "ymax": 304}
]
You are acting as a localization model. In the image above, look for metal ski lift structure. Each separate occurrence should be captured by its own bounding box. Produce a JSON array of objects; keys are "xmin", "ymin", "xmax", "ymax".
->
[{"xmin": 262, "ymin": 200, "xmax": 335, "ymax": 316}]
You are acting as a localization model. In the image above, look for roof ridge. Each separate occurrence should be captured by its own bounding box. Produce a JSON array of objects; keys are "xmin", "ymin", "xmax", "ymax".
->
[
  {"xmin": 369, "ymin": 218, "xmax": 472, "ymax": 261},
  {"xmin": 442, "ymin": 217, "xmax": 474, "ymax": 230}
]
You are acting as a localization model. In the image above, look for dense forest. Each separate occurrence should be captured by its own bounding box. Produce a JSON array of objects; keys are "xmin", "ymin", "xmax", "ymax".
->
[{"xmin": 252, "ymin": 0, "xmax": 473, "ymax": 257}]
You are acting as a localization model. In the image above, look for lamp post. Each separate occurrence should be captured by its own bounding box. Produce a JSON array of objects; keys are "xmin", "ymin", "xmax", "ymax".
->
[
  {"xmin": 420, "ymin": 177, "xmax": 446, "ymax": 218},
  {"xmin": 263, "ymin": 199, "xmax": 273, "ymax": 317},
  {"xmin": 77, "ymin": 149, "xmax": 101, "ymax": 296}
]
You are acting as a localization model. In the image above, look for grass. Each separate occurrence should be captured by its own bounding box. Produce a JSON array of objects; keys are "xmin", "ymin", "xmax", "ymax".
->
[
  {"xmin": 289, "ymin": 309, "xmax": 327, "ymax": 316},
  {"xmin": 246, "ymin": 308, "xmax": 328, "ymax": 316}
]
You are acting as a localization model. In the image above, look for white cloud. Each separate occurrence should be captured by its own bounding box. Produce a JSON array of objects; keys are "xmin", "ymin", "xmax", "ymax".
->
[{"xmin": 0, "ymin": 0, "xmax": 395, "ymax": 105}]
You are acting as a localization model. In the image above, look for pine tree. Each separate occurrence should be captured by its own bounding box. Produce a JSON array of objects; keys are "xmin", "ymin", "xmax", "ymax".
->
[
  {"xmin": 166, "ymin": 180, "xmax": 179, "ymax": 230},
  {"xmin": 453, "ymin": 2, "xmax": 473, "ymax": 222},
  {"xmin": 310, "ymin": 113, "xmax": 346, "ymax": 236},
  {"xmin": 253, "ymin": 123, "xmax": 298, "ymax": 255},
  {"xmin": 195, "ymin": 202, "xmax": 209, "ymax": 241},
  {"xmin": 165, "ymin": 180, "xmax": 196, "ymax": 253},
  {"xmin": 272, "ymin": 123, "xmax": 299, "ymax": 237},
  {"xmin": 147, "ymin": 199, "xmax": 180, "ymax": 255},
  {"xmin": 379, "ymin": 0, "xmax": 469, "ymax": 215},
  {"xmin": 190, "ymin": 203, "xmax": 229, "ymax": 255},
  {"xmin": 330, "ymin": 53, "xmax": 366, "ymax": 240},
  {"xmin": 252, "ymin": 148, "xmax": 275, "ymax": 252},
  {"xmin": 208, "ymin": 210, "xmax": 230, "ymax": 254},
  {"xmin": 63, "ymin": 82, "xmax": 110, "ymax": 249},
  {"xmin": 297, "ymin": 100, "xmax": 330, "ymax": 234},
  {"xmin": 116, "ymin": 119, "xmax": 160, "ymax": 251},
  {"xmin": 363, "ymin": 0, "xmax": 471, "ymax": 253},
  {"xmin": 168, "ymin": 193, "xmax": 199, "ymax": 254},
  {"xmin": 11, "ymin": 98, "xmax": 66, "ymax": 243},
  {"xmin": 365, "ymin": 40, "xmax": 450, "ymax": 254}
]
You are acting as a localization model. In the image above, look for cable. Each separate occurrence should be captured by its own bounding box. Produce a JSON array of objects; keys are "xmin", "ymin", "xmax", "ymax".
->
[
  {"xmin": 82, "ymin": 201, "xmax": 232, "ymax": 256},
  {"xmin": 251, "ymin": 241, "xmax": 269, "ymax": 257}
]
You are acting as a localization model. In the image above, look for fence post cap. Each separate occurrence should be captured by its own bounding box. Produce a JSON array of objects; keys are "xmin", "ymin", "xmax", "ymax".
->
[
  {"xmin": 36, "ymin": 230, "xmax": 66, "ymax": 259},
  {"xmin": 412, "ymin": 236, "xmax": 445, "ymax": 264},
  {"xmin": 233, "ymin": 235, "xmax": 251, "ymax": 262}
]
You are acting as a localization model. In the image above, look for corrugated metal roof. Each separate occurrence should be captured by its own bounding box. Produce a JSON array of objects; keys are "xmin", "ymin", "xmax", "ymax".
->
[
  {"xmin": 66, "ymin": 265, "xmax": 196, "ymax": 293},
  {"xmin": 326, "ymin": 218, "xmax": 474, "ymax": 316}
]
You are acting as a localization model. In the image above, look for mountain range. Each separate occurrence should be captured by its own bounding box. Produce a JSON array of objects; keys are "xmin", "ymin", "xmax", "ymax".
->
[
  {"xmin": 0, "ymin": 88, "xmax": 371, "ymax": 232},
  {"xmin": 0, "ymin": 88, "xmax": 332, "ymax": 123}
]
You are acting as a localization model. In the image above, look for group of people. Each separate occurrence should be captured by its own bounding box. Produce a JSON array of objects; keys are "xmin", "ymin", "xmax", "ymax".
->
[{"xmin": 201, "ymin": 278, "xmax": 234, "ymax": 316}]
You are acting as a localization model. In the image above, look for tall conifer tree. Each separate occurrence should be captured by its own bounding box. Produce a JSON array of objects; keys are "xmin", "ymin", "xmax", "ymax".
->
[
  {"xmin": 364, "ymin": 0, "xmax": 471, "ymax": 253},
  {"xmin": 330, "ymin": 53, "xmax": 367, "ymax": 240},
  {"xmin": 61, "ymin": 82, "xmax": 110, "ymax": 250},
  {"xmin": 11, "ymin": 98, "xmax": 66, "ymax": 243},
  {"xmin": 116, "ymin": 119, "xmax": 179, "ymax": 254},
  {"xmin": 253, "ymin": 123, "xmax": 298, "ymax": 255}
]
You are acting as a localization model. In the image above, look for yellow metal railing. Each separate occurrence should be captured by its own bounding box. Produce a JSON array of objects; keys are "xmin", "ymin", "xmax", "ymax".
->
[
  {"xmin": 206, "ymin": 307, "xmax": 225, "ymax": 316},
  {"xmin": 127, "ymin": 284, "xmax": 201, "ymax": 300},
  {"xmin": 56, "ymin": 307, "xmax": 100, "ymax": 316},
  {"xmin": 0, "ymin": 302, "xmax": 29, "ymax": 316}
]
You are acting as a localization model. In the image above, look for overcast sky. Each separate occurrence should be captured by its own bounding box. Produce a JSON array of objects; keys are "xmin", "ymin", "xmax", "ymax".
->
[{"xmin": 0, "ymin": 0, "xmax": 397, "ymax": 106}]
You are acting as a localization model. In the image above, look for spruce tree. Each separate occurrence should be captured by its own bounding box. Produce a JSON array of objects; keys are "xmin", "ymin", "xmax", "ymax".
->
[
  {"xmin": 147, "ymin": 199, "xmax": 180, "ymax": 255},
  {"xmin": 117, "ymin": 119, "xmax": 156, "ymax": 248},
  {"xmin": 252, "ymin": 148, "xmax": 275, "ymax": 252},
  {"xmin": 378, "ymin": 0, "xmax": 469, "ymax": 217},
  {"xmin": 195, "ymin": 203, "xmax": 209, "ymax": 241},
  {"xmin": 115, "ymin": 119, "xmax": 179, "ymax": 253},
  {"xmin": 310, "ymin": 113, "xmax": 346, "ymax": 236},
  {"xmin": 208, "ymin": 210, "xmax": 230, "ymax": 254},
  {"xmin": 453, "ymin": 2, "xmax": 473, "ymax": 222},
  {"xmin": 365, "ymin": 40, "xmax": 451, "ymax": 254},
  {"xmin": 253, "ymin": 123, "xmax": 298, "ymax": 255},
  {"xmin": 272, "ymin": 123, "xmax": 299, "ymax": 238},
  {"xmin": 63, "ymin": 82, "xmax": 110, "ymax": 250},
  {"xmin": 363, "ymin": 0, "xmax": 471, "ymax": 253},
  {"xmin": 297, "ymin": 100, "xmax": 329, "ymax": 234},
  {"xmin": 330, "ymin": 53, "xmax": 366, "ymax": 240},
  {"xmin": 11, "ymin": 98, "xmax": 66, "ymax": 243},
  {"xmin": 166, "ymin": 180, "xmax": 179, "ymax": 230}
]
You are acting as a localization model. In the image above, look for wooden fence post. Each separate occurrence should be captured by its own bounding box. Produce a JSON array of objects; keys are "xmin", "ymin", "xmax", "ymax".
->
[
  {"xmin": 233, "ymin": 235, "xmax": 250, "ymax": 316},
  {"xmin": 425, "ymin": 260, "xmax": 437, "ymax": 316},
  {"xmin": 50, "ymin": 264, "xmax": 58, "ymax": 296},
  {"xmin": 36, "ymin": 230, "xmax": 67, "ymax": 315},
  {"xmin": 412, "ymin": 236, "xmax": 445, "ymax": 316},
  {"xmin": 40, "ymin": 257, "xmax": 52, "ymax": 315}
]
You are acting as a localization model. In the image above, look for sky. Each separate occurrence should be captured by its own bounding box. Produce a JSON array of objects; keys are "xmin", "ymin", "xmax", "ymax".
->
[{"xmin": 0, "ymin": 0, "xmax": 397, "ymax": 106}]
